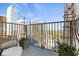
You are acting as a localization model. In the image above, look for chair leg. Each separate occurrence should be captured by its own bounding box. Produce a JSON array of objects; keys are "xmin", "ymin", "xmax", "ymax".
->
[{"xmin": 0, "ymin": 50, "xmax": 3, "ymax": 56}]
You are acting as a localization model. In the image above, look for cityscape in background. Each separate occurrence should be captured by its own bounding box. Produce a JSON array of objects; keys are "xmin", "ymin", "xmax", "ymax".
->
[
  {"xmin": 0, "ymin": 4, "xmax": 64, "ymax": 50},
  {"xmin": 0, "ymin": 3, "xmax": 79, "ymax": 54}
]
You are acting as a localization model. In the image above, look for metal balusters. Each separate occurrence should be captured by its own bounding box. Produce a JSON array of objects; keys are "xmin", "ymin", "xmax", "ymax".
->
[
  {"xmin": 49, "ymin": 23, "xmax": 51, "ymax": 50},
  {"xmin": 1, "ymin": 22, "xmax": 3, "ymax": 40},
  {"xmin": 40, "ymin": 24, "xmax": 43, "ymax": 47},
  {"xmin": 56, "ymin": 23, "xmax": 59, "ymax": 52},
  {"xmin": 52, "ymin": 23, "xmax": 54, "ymax": 51},
  {"xmin": 17, "ymin": 24, "xmax": 19, "ymax": 45},
  {"xmin": 5, "ymin": 22, "xmax": 7, "ymax": 40},
  {"xmin": 0, "ymin": 20, "xmax": 78, "ymax": 52},
  {"xmin": 46, "ymin": 23, "xmax": 48, "ymax": 49},
  {"xmin": 72, "ymin": 21, "xmax": 76, "ymax": 48},
  {"xmin": 62, "ymin": 22, "xmax": 64, "ymax": 44},
  {"xmin": 68, "ymin": 21, "xmax": 70, "ymax": 45},
  {"xmin": 55, "ymin": 23, "xmax": 57, "ymax": 52},
  {"xmin": 43, "ymin": 24, "xmax": 45, "ymax": 48},
  {"xmin": 53, "ymin": 23, "xmax": 55, "ymax": 51},
  {"xmin": 57, "ymin": 23, "xmax": 59, "ymax": 44},
  {"xmin": 44, "ymin": 23, "xmax": 46, "ymax": 49},
  {"xmin": 36, "ymin": 24, "xmax": 38, "ymax": 46}
]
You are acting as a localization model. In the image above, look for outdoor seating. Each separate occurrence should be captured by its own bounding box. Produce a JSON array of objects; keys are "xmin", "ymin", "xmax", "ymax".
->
[
  {"xmin": 0, "ymin": 40, "xmax": 22, "ymax": 56},
  {"xmin": 2, "ymin": 46, "xmax": 22, "ymax": 56}
]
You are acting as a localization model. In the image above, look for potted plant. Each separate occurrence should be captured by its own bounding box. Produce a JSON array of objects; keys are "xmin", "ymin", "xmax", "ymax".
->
[
  {"xmin": 19, "ymin": 37, "xmax": 30, "ymax": 49},
  {"xmin": 58, "ymin": 43, "xmax": 78, "ymax": 56},
  {"xmin": 41, "ymin": 44, "xmax": 45, "ymax": 49}
]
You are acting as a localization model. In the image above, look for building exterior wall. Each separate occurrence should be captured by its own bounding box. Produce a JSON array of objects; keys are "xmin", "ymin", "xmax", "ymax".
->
[
  {"xmin": 6, "ymin": 5, "xmax": 17, "ymax": 23},
  {"xmin": 0, "ymin": 16, "xmax": 7, "ymax": 44},
  {"xmin": 64, "ymin": 3, "xmax": 79, "ymax": 49},
  {"xmin": 0, "ymin": 16, "xmax": 6, "ymax": 36}
]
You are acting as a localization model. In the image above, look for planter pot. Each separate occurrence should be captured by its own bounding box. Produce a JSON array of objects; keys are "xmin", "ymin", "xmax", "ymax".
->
[
  {"xmin": 19, "ymin": 40, "xmax": 30, "ymax": 49},
  {"xmin": 64, "ymin": 52, "xmax": 72, "ymax": 56},
  {"xmin": 19, "ymin": 37, "xmax": 30, "ymax": 49},
  {"xmin": 23, "ymin": 40, "xmax": 30, "ymax": 49}
]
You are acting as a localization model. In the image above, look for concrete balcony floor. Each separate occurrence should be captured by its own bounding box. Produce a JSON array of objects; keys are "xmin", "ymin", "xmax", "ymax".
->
[{"xmin": 22, "ymin": 46, "xmax": 58, "ymax": 56}]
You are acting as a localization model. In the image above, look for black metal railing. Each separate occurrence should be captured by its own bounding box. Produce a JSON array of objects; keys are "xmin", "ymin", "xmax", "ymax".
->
[
  {"xmin": 0, "ymin": 22, "xmax": 27, "ymax": 44},
  {"xmin": 29, "ymin": 20, "xmax": 79, "ymax": 52},
  {"xmin": 28, "ymin": 20, "xmax": 76, "ymax": 52},
  {"xmin": 0, "ymin": 20, "xmax": 79, "ymax": 52}
]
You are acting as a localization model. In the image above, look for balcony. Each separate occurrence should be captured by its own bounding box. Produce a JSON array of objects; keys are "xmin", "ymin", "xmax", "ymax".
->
[{"xmin": 0, "ymin": 20, "xmax": 79, "ymax": 56}]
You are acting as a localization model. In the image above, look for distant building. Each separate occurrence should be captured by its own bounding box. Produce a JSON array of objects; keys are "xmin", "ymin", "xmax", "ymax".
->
[
  {"xmin": 6, "ymin": 5, "xmax": 17, "ymax": 35},
  {"xmin": 6, "ymin": 5, "xmax": 17, "ymax": 23},
  {"xmin": 0, "ymin": 16, "xmax": 6, "ymax": 36}
]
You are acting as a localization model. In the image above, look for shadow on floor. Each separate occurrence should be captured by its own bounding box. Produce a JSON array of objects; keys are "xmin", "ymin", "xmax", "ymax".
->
[{"xmin": 22, "ymin": 46, "xmax": 58, "ymax": 56}]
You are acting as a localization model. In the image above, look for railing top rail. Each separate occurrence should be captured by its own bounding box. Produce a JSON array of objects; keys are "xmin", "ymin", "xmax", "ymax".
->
[
  {"xmin": 1, "ymin": 19, "xmax": 78, "ymax": 26},
  {"xmin": 29, "ymin": 20, "xmax": 77, "ymax": 25},
  {"xmin": 1, "ymin": 22, "xmax": 25, "ymax": 26}
]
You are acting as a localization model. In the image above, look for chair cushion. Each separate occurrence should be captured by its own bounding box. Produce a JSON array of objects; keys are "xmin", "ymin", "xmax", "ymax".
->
[
  {"xmin": 0, "ymin": 40, "xmax": 17, "ymax": 49},
  {"xmin": 2, "ymin": 46, "xmax": 22, "ymax": 56}
]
